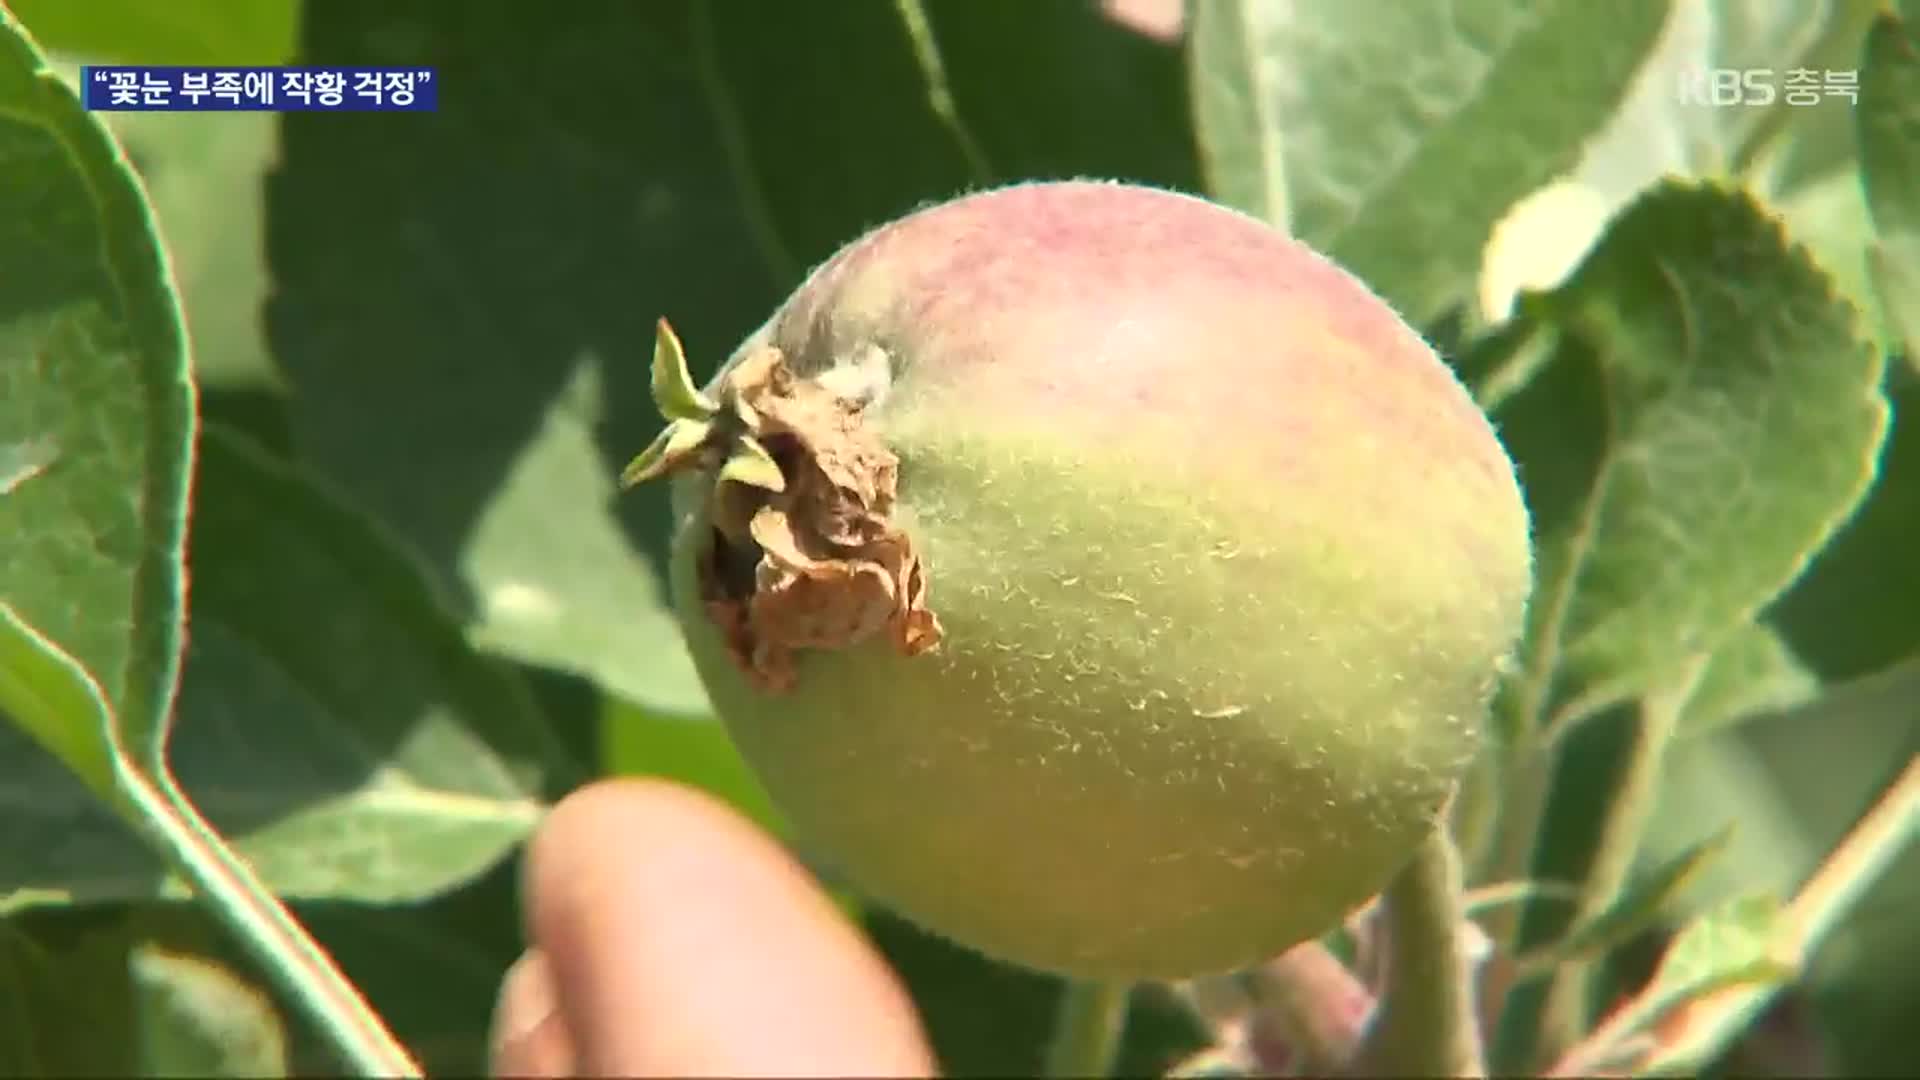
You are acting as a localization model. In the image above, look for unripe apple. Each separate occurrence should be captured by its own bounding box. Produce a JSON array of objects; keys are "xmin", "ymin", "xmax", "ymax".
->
[{"xmin": 624, "ymin": 180, "xmax": 1532, "ymax": 980}]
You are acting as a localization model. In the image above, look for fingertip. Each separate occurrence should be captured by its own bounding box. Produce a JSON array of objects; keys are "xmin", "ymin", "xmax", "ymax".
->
[
  {"xmin": 489, "ymin": 949, "xmax": 575, "ymax": 1077},
  {"xmin": 522, "ymin": 778, "xmax": 936, "ymax": 1077}
]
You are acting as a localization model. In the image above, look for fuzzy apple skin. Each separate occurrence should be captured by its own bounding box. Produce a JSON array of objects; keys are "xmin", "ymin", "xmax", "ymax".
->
[{"xmin": 666, "ymin": 181, "xmax": 1532, "ymax": 980}]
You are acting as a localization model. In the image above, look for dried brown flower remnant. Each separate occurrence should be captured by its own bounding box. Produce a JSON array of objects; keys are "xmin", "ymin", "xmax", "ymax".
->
[{"xmin": 633, "ymin": 334, "xmax": 942, "ymax": 693}]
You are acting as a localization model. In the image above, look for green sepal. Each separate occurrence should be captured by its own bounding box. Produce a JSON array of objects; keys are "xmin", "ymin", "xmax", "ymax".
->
[
  {"xmin": 619, "ymin": 417, "xmax": 713, "ymax": 489},
  {"xmin": 652, "ymin": 318, "xmax": 719, "ymax": 421},
  {"xmin": 717, "ymin": 435, "xmax": 787, "ymax": 493}
]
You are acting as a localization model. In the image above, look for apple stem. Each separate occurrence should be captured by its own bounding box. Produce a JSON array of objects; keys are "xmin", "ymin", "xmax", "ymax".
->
[
  {"xmin": 1352, "ymin": 827, "xmax": 1486, "ymax": 1077},
  {"xmin": 1043, "ymin": 979, "xmax": 1132, "ymax": 1077}
]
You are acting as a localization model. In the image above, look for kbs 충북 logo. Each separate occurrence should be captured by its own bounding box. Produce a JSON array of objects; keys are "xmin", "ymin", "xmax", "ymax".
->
[{"xmin": 1676, "ymin": 66, "xmax": 1859, "ymax": 108}]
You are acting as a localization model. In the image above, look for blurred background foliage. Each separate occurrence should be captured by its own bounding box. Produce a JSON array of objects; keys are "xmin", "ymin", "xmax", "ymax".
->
[{"xmin": 0, "ymin": 0, "xmax": 1914, "ymax": 1075}]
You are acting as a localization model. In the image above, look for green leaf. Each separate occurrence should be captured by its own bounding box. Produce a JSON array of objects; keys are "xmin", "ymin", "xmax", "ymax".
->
[
  {"xmin": 176, "ymin": 428, "xmax": 574, "ymax": 899},
  {"xmin": 1642, "ymin": 655, "xmax": 1918, "ymax": 936},
  {"xmin": 1859, "ymin": 11, "xmax": 1920, "ymax": 364},
  {"xmin": 0, "ymin": 434, "xmax": 59, "ymax": 495},
  {"xmin": 5, "ymin": 0, "xmax": 296, "ymax": 65},
  {"xmin": 1753, "ymin": 3, "xmax": 1886, "ymax": 194},
  {"xmin": 268, "ymin": 1, "xmax": 784, "ymax": 718},
  {"xmin": 1542, "ymin": 892, "xmax": 1798, "ymax": 1074},
  {"xmin": 1870, "ymin": 245, "xmax": 1920, "ymax": 371},
  {"xmin": 1, "ymin": 910, "xmax": 290, "ymax": 1078},
  {"xmin": 1628, "ymin": 893, "xmax": 1796, "ymax": 1064},
  {"xmin": 1187, "ymin": 0, "xmax": 1672, "ymax": 322},
  {"xmin": 1522, "ymin": 827, "xmax": 1734, "ymax": 974},
  {"xmin": 1563, "ymin": 0, "xmax": 1837, "ymax": 196},
  {"xmin": 1642, "ymin": 732, "xmax": 1815, "ymax": 917},
  {"xmin": 288, "ymin": 895, "xmax": 517, "ymax": 1074},
  {"xmin": 36, "ymin": 56, "xmax": 283, "ymax": 391},
  {"xmin": 1187, "ymin": 0, "xmax": 1287, "ymax": 229},
  {"xmin": 1654, "ymin": 889, "xmax": 1792, "ymax": 997},
  {"xmin": 107, "ymin": 111, "xmax": 281, "ymax": 389},
  {"xmin": 254, "ymin": 861, "xmax": 524, "ymax": 1074},
  {"xmin": 1858, "ymin": 7, "xmax": 1920, "ymax": 206},
  {"xmin": 1704, "ymin": 1, "xmax": 1847, "ymax": 174},
  {"xmin": 703, "ymin": 0, "xmax": 1201, "ymax": 278},
  {"xmin": 912, "ymin": 0, "xmax": 1200, "ymax": 189},
  {"xmin": 0, "ymin": 427, "xmax": 577, "ymax": 906},
  {"xmin": 0, "ymin": 918, "xmax": 138, "ymax": 1076},
  {"xmin": 39, "ymin": 56, "xmax": 290, "ymax": 450},
  {"xmin": 0, "ymin": 606, "xmax": 120, "ymax": 805},
  {"xmin": 1768, "ymin": 374, "xmax": 1920, "ymax": 679},
  {"xmin": 1706, "ymin": 1, "xmax": 1831, "ymax": 92},
  {"xmin": 1641, "ymin": 762, "xmax": 1920, "ymax": 1077},
  {"xmin": 1770, "ymin": 168, "xmax": 1891, "ymax": 353},
  {"xmin": 1489, "ymin": 5, "xmax": 1866, "ymax": 328},
  {"xmin": 22, "ymin": 875, "xmax": 526, "ymax": 1076},
  {"xmin": 131, "ymin": 946, "xmax": 289, "ymax": 1076},
  {"xmin": 1504, "ymin": 182, "xmax": 1889, "ymax": 736},
  {"xmin": 1674, "ymin": 624, "xmax": 1819, "ymax": 739},
  {"xmin": 1539, "ymin": 3, "xmax": 1830, "ymax": 245},
  {"xmin": 0, "ymin": 6, "xmax": 196, "ymax": 765},
  {"xmin": 695, "ymin": 0, "xmax": 977, "ymax": 275}
]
